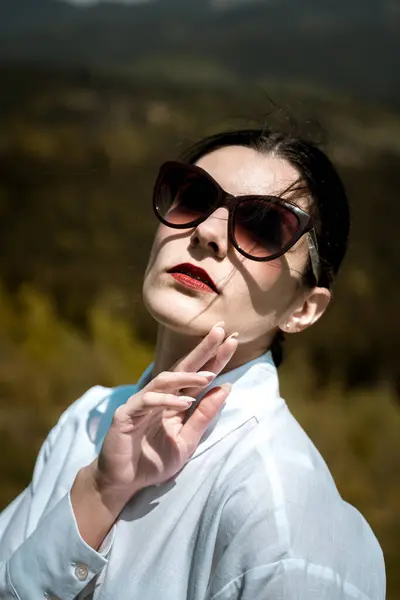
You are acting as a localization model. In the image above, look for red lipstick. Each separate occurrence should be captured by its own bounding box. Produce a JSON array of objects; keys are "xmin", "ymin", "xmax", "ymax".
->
[{"xmin": 167, "ymin": 263, "xmax": 219, "ymax": 294}]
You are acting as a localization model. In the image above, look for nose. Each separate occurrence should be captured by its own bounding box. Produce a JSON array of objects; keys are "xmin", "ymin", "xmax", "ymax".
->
[{"xmin": 189, "ymin": 207, "xmax": 229, "ymax": 259}]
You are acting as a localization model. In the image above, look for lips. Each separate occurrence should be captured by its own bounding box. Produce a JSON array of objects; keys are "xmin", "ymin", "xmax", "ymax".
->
[{"xmin": 167, "ymin": 263, "xmax": 219, "ymax": 293}]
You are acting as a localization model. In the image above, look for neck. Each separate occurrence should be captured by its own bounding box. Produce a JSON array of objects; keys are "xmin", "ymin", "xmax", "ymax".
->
[{"xmin": 152, "ymin": 324, "xmax": 274, "ymax": 378}]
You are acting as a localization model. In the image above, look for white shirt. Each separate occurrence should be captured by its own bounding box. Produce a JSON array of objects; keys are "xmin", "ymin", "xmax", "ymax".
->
[{"xmin": 0, "ymin": 352, "xmax": 385, "ymax": 600}]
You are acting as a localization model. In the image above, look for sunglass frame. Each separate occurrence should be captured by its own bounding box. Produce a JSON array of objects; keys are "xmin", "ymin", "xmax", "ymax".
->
[{"xmin": 153, "ymin": 161, "xmax": 320, "ymax": 281}]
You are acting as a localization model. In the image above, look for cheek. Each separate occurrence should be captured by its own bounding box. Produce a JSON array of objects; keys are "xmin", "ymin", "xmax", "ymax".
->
[
  {"xmin": 227, "ymin": 258, "xmax": 298, "ymax": 323},
  {"xmin": 221, "ymin": 260, "xmax": 283, "ymax": 314},
  {"xmin": 144, "ymin": 225, "xmax": 176, "ymax": 277},
  {"xmin": 143, "ymin": 237, "xmax": 159, "ymax": 280},
  {"xmin": 249, "ymin": 258, "xmax": 285, "ymax": 291},
  {"xmin": 150, "ymin": 225, "xmax": 168, "ymax": 256},
  {"xmin": 251, "ymin": 249, "xmax": 307, "ymax": 293}
]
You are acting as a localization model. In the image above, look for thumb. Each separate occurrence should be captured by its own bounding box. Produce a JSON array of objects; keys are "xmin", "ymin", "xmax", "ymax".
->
[{"xmin": 179, "ymin": 384, "xmax": 232, "ymax": 456}]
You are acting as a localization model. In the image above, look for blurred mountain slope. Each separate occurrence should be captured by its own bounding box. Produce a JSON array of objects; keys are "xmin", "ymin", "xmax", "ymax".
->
[
  {"xmin": 0, "ymin": 61, "xmax": 399, "ymax": 393},
  {"xmin": 0, "ymin": 0, "xmax": 399, "ymax": 104},
  {"xmin": 0, "ymin": 0, "xmax": 77, "ymax": 33}
]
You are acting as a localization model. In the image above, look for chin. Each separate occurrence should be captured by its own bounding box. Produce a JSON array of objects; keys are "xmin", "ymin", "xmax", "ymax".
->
[{"xmin": 142, "ymin": 275, "xmax": 220, "ymax": 336}]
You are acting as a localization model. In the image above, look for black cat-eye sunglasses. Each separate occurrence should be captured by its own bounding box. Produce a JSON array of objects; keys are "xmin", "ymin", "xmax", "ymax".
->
[{"xmin": 153, "ymin": 161, "xmax": 320, "ymax": 282}]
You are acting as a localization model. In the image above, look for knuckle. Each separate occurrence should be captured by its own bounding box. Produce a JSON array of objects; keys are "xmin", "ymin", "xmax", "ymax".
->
[
  {"xmin": 157, "ymin": 371, "xmax": 169, "ymax": 385},
  {"xmin": 112, "ymin": 405, "xmax": 126, "ymax": 422},
  {"xmin": 142, "ymin": 391, "xmax": 151, "ymax": 403}
]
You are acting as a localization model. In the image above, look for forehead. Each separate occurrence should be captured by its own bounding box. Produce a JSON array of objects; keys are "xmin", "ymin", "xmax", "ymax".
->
[{"xmin": 195, "ymin": 145, "xmax": 300, "ymax": 197}]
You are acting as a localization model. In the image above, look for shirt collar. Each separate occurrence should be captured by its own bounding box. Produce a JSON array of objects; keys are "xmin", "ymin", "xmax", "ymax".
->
[{"xmin": 136, "ymin": 351, "xmax": 284, "ymax": 460}]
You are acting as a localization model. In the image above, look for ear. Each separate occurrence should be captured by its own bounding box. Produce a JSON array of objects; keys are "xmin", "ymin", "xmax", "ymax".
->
[{"xmin": 279, "ymin": 287, "xmax": 331, "ymax": 334}]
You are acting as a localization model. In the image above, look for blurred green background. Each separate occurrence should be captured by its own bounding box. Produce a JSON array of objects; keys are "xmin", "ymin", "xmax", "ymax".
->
[{"xmin": 0, "ymin": 0, "xmax": 399, "ymax": 597}]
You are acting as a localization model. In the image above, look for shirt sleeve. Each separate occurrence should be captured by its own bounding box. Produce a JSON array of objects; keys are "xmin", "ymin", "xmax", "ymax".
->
[{"xmin": 0, "ymin": 389, "xmax": 112, "ymax": 600}]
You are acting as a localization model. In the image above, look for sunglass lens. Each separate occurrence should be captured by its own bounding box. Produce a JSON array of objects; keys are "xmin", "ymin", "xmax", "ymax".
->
[
  {"xmin": 156, "ymin": 167, "xmax": 218, "ymax": 226},
  {"xmin": 233, "ymin": 199, "xmax": 300, "ymax": 258}
]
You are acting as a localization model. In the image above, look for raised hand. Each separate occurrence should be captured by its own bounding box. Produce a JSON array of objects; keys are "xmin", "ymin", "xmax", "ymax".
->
[
  {"xmin": 71, "ymin": 323, "xmax": 238, "ymax": 549},
  {"xmin": 95, "ymin": 323, "xmax": 238, "ymax": 501}
]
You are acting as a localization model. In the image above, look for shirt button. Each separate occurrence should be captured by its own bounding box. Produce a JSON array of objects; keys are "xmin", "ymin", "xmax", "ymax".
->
[{"xmin": 74, "ymin": 563, "xmax": 89, "ymax": 581}]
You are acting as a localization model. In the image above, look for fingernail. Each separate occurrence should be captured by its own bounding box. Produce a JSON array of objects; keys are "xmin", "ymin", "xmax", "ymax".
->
[
  {"xmin": 179, "ymin": 396, "xmax": 197, "ymax": 403},
  {"xmin": 220, "ymin": 383, "xmax": 233, "ymax": 393},
  {"xmin": 197, "ymin": 371, "xmax": 216, "ymax": 379},
  {"xmin": 214, "ymin": 327, "xmax": 225, "ymax": 337},
  {"xmin": 211, "ymin": 323, "xmax": 225, "ymax": 337},
  {"xmin": 226, "ymin": 332, "xmax": 239, "ymax": 340}
]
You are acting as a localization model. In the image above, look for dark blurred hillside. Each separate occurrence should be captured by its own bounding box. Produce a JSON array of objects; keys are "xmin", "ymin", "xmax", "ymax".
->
[
  {"xmin": 0, "ymin": 0, "xmax": 76, "ymax": 32},
  {"xmin": 0, "ymin": 62, "xmax": 399, "ymax": 392},
  {"xmin": 0, "ymin": 0, "xmax": 399, "ymax": 105}
]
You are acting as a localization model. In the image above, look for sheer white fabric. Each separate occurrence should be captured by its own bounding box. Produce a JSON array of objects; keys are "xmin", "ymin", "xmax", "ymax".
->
[{"xmin": 0, "ymin": 353, "xmax": 385, "ymax": 599}]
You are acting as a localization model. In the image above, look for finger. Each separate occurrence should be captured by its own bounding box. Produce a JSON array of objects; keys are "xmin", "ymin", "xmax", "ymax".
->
[
  {"xmin": 144, "ymin": 370, "xmax": 215, "ymax": 394},
  {"xmin": 202, "ymin": 334, "xmax": 238, "ymax": 375},
  {"xmin": 128, "ymin": 391, "xmax": 196, "ymax": 414},
  {"xmin": 174, "ymin": 323, "xmax": 226, "ymax": 373},
  {"xmin": 178, "ymin": 384, "xmax": 232, "ymax": 456},
  {"xmin": 183, "ymin": 335, "xmax": 238, "ymax": 397},
  {"xmin": 142, "ymin": 391, "xmax": 196, "ymax": 411}
]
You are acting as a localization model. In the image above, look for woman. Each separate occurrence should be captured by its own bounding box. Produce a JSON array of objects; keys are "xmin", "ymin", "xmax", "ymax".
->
[{"xmin": 0, "ymin": 129, "xmax": 385, "ymax": 599}]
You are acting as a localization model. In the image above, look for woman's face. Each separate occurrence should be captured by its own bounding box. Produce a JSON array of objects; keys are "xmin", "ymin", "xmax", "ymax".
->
[{"xmin": 142, "ymin": 145, "xmax": 312, "ymax": 343}]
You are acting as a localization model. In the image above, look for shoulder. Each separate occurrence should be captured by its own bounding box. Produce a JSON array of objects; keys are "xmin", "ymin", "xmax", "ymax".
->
[
  {"xmin": 212, "ymin": 404, "xmax": 385, "ymax": 598},
  {"xmin": 31, "ymin": 383, "xmax": 140, "ymax": 491},
  {"xmin": 64, "ymin": 383, "xmax": 137, "ymax": 422},
  {"xmin": 44, "ymin": 383, "xmax": 139, "ymax": 455}
]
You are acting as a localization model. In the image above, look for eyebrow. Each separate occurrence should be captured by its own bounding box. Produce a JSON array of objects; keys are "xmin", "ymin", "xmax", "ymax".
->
[
  {"xmin": 277, "ymin": 178, "xmax": 311, "ymax": 211},
  {"xmin": 195, "ymin": 162, "xmax": 311, "ymax": 214}
]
